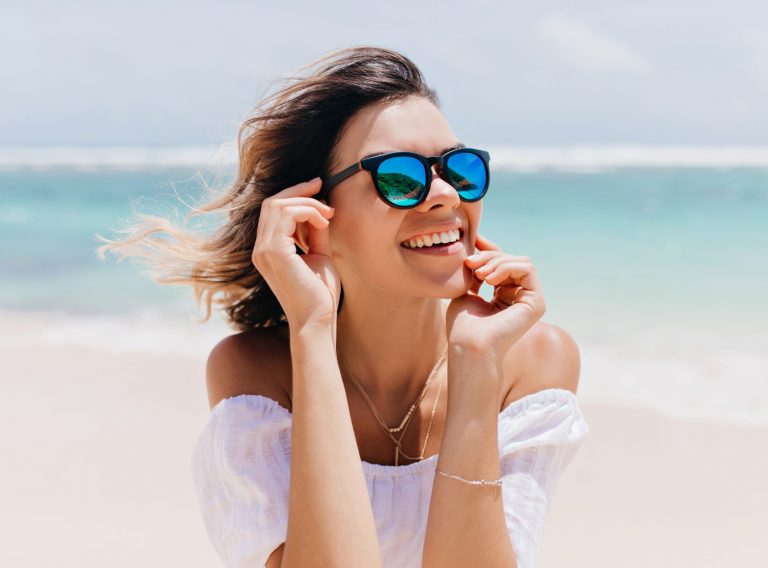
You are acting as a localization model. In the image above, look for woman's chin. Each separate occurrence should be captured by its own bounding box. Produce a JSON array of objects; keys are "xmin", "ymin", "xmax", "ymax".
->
[{"xmin": 437, "ymin": 270, "xmax": 477, "ymax": 298}]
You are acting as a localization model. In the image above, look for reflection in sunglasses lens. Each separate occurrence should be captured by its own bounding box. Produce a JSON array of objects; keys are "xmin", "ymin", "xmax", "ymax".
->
[
  {"xmin": 377, "ymin": 156, "xmax": 426, "ymax": 206},
  {"xmin": 446, "ymin": 151, "xmax": 486, "ymax": 201}
]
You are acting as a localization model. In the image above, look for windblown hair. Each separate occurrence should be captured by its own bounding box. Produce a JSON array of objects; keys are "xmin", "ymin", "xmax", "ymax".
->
[{"xmin": 95, "ymin": 45, "xmax": 440, "ymax": 331}]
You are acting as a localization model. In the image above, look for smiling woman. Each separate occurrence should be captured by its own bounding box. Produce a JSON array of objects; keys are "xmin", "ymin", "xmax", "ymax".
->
[{"xmin": 95, "ymin": 45, "xmax": 589, "ymax": 568}]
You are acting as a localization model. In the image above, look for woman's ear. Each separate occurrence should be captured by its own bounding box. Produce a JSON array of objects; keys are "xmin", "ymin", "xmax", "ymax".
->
[
  {"xmin": 293, "ymin": 221, "xmax": 310, "ymax": 254},
  {"xmin": 294, "ymin": 197, "xmax": 330, "ymax": 253}
]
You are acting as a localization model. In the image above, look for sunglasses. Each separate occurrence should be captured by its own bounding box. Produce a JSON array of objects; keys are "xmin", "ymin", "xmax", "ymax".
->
[{"xmin": 319, "ymin": 147, "xmax": 491, "ymax": 209}]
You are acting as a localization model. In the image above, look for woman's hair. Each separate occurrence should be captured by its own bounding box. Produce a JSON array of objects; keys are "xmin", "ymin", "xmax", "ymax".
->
[{"xmin": 95, "ymin": 45, "xmax": 440, "ymax": 331}]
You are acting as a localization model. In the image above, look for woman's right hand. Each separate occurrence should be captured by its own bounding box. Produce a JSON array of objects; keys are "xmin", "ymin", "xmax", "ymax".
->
[{"xmin": 252, "ymin": 177, "xmax": 340, "ymax": 327}]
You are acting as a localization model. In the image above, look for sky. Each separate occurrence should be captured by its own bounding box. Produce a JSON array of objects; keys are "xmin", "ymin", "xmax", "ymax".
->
[{"xmin": 3, "ymin": 0, "xmax": 768, "ymax": 147}]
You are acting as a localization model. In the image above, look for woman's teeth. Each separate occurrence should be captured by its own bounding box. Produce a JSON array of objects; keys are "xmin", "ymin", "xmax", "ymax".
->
[{"xmin": 402, "ymin": 228, "xmax": 461, "ymax": 249}]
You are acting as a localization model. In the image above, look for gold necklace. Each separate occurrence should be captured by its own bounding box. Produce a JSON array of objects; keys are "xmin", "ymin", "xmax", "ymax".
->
[
  {"xmin": 410, "ymin": 370, "xmax": 443, "ymax": 461},
  {"xmin": 338, "ymin": 346, "xmax": 446, "ymax": 466}
]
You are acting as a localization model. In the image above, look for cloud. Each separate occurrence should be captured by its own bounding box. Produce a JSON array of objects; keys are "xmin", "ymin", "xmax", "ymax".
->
[{"xmin": 536, "ymin": 15, "xmax": 652, "ymax": 74}]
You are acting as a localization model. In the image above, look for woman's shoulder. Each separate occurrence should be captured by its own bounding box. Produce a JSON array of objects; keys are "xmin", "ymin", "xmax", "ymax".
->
[
  {"xmin": 501, "ymin": 321, "xmax": 581, "ymax": 409},
  {"xmin": 205, "ymin": 323, "xmax": 293, "ymax": 412}
]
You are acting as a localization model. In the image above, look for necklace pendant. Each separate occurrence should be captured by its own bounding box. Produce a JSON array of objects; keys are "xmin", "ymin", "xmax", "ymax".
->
[{"xmin": 395, "ymin": 446, "xmax": 399, "ymax": 466}]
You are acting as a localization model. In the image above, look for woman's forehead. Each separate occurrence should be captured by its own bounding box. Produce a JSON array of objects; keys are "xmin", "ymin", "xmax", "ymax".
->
[{"xmin": 333, "ymin": 97, "xmax": 457, "ymax": 166}]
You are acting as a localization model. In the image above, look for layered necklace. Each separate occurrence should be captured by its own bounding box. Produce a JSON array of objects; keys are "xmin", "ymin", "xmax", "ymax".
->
[{"xmin": 337, "ymin": 343, "xmax": 447, "ymax": 466}]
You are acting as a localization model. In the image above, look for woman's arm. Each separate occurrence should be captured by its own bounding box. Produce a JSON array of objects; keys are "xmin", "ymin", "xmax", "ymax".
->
[
  {"xmin": 421, "ymin": 346, "xmax": 517, "ymax": 568},
  {"xmin": 280, "ymin": 322, "xmax": 383, "ymax": 568}
]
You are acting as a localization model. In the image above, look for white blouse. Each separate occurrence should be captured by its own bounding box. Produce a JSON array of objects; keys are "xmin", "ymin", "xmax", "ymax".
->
[{"xmin": 190, "ymin": 387, "xmax": 590, "ymax": 568}]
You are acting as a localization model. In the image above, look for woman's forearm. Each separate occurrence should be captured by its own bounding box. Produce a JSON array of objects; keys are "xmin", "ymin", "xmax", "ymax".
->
[
  {"xmin": 422, "ymin": 347, "xmax": 517, "ymax": 567},
  {"xmin": 281, "ymin": 322, "xmax": 383, "ymax": 568}
]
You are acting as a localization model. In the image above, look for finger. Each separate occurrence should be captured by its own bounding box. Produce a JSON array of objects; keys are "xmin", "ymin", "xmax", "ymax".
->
[
  {"xmin": 464, "ymin": 250, "xmax": 530, "ymax": 269},
  {"xmin": 515, "ymin": 286, "xmax": 528, "ymax": 300},
  {"xmin": 471, "ymin": 254, "xmax": 507, "ymax": 276},
  {"xmin": 264, "ymin": 197, "xmax": 334, "ymax": 248},
  {"xmin": 480, "ymin": 261, "xmax": 542, "ymax": 292},
  {"xmin": 265, "ymin": 177, "xmax": 324, "ymax": 202},
  {"xmin": 484, "ymin": 267, "xmax": 516, "ymax": 286},
  {"xmin": 469, "ymin": 272, "xmax": 483, "ymax": 295},
  {"xmin": 496, "ymin": 285, "xmax": 544, "ymax": 314},
  {"xmin": 462, "ymin": 254, "xmax": 484, "ymax": 295},
  {"xmin": 483, "ymin": 263, "xmax": 538, "ymax": 288},
  {"xmin": 306, "ymin": 213, "xmax": 333, "ymax": 257},
  {"xmin": 488, "ymin": 273, "xmax": 537, "ymax": 311},
  {"xmin": 475, "ymin": 234, "xmax": 503, "ymax": 252},
  {"xmin": 259, "ymin": 205, "xmax": 330, "ymax": 261},
  {"xmin": 493, "ymin": 283, "xmax": 523, "ymax": 307},
  {"xmin": 463, "ymin": 250, "xmax": 501, "ymax": 268},
  {"xmin": 257, "ymin": 190, "xmax": 330, "ymax": 244},
  {"xmin": 276, "ymin": 205, "xmax": 332, "ymax": 241},
  {"xmin": 269, "ymin": 196, "xmax": 334, "ymax": 213}
]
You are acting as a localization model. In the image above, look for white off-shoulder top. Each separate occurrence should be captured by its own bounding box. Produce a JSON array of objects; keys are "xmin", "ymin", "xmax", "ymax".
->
[{"xmin": 190, "ymin": 387, "xmax": 590, "ymax": 568}]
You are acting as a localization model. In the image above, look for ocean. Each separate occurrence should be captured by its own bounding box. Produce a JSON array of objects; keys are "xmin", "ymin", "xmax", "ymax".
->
[{"xmin": 1, "ymin": 146, "xmax": 766, "ymax": 427}]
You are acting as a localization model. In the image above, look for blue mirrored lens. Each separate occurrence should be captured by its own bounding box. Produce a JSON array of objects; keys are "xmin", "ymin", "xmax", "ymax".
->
[
  {"xmin": 376, "ymin": 156, "xmax": 427, "ymax": 206},
  {"xmin": 445, "ymin": 152, "xmax": 487, "ymax": 201}
]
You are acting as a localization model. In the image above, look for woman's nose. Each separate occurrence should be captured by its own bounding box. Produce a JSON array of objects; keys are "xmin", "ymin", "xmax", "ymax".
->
[{"xmin": 419, "ymin": 164, "xmax": 460, "ymax": 209}]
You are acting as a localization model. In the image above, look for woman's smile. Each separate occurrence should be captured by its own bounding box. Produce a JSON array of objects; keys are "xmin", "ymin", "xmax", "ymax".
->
[{"xmin": 401, "ymin": 239, "xmax": 465, "ymax": 256}]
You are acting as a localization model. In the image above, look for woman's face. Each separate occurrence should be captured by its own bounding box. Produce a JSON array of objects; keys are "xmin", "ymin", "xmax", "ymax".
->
[{"xmin": 326, "ymin": 95, "xmax": 482, "ymax": 300}]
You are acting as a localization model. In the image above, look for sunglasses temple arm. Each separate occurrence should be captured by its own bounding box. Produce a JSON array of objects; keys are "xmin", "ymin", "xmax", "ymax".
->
[{"xmin": 320, "ymin": 162, "xmax": 362, "ymax": 197}]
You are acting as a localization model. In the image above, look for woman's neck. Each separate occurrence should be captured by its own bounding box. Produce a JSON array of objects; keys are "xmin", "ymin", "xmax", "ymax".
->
[{"xmin": 335, "ymin": 291, "xmax": 448, "ymax": 406}]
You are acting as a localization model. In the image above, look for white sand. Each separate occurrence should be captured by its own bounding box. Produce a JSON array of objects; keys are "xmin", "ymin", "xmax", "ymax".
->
[
  {"xmin": 1, "ymin": 309, "xmax": 766, "ymax": 567},
  {"xmin": 539, "ymin": 403, "xmax": 768, "ymax": 567}
]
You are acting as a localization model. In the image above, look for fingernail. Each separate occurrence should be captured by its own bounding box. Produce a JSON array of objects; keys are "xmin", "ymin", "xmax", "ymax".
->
[{"xmin": 466, "ymin": 254, "xmax": 478, "ymax": 261}]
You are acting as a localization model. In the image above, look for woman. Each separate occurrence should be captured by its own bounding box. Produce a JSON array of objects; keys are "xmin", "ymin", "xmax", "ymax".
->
[{"xmin": 97, "ymin": 45, "xmax": 589, "ymax": 568}]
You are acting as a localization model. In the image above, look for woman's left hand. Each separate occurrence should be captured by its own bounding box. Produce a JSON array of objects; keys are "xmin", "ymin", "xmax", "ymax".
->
[{"xmin": 446, "ymin": 234, "xmax": 547, "ymax": 363}]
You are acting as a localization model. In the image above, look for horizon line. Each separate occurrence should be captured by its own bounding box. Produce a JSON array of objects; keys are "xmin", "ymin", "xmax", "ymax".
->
[{"xmin": 3, "ymin": 143, "xmax": 768, "ymax": 171}]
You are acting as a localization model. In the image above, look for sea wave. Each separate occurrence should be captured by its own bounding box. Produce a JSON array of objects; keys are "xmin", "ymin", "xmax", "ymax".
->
[
  {"xmin": 484, "ymin": 145, "xmax": 768, "ymax": 171},
  {"xmin": 3, "ymin": 144, "xmax": 768, "ymax": 171},
  {"xmin": 2, "ymin": 306, "xmax": 766, "ymax": 428},
  {"xmin": 0, "ymin": 145, "xmax": 237, "ymax": 171}
]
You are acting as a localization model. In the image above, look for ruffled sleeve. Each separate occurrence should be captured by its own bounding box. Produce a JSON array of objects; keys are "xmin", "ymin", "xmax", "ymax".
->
[
  {"xmin": 190, "ymin": 395, "xmax": 293, "ymax": 568},
  {"xmin": 497, "ymin": 388, "xmax": 590, "ymax": 568}
]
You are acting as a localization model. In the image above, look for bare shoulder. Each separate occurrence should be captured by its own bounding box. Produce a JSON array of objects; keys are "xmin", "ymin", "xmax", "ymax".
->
[
  {"xmin": 207, "ymin": 327, "xmax": 291, "ymax": 564},
  {"xmin": 501, "ymin": 321, "xmax": 581, "ymax": 409},
  {"xmin": 205, "ymin": 323, "xmax": 293, "ymax": 411}
]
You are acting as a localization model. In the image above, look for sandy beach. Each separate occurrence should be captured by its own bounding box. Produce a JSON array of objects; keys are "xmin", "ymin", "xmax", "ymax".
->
[{"xmin": 2, "ymin": 308, "xmax": 766, "ymax": 567}]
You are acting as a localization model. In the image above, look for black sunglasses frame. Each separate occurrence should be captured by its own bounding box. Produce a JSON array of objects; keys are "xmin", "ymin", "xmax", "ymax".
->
[{"xmin": 318, "ymin": 147, "xmax": 491, "ymax": 209}]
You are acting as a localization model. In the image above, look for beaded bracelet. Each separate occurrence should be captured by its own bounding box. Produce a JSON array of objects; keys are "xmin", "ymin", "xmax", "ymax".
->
[{"xmin": 435, "ymin": 467, "xmax": 504, "ymax": 487}]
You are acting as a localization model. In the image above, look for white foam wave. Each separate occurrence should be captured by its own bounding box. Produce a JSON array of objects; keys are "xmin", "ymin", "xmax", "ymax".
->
[
  {"xmin": 485, "ymin": 145, "xmax": 768, "ymax": 171},
  {"xmin": 2, "ymin": 307, "xmax": 766, "ymax": 428},
  {"xmin": 4, "ymin": 144, "xmax": 768, "ymax": 171},
  {"xmin": 577, "ymin": 335, "xmax": 768, "ymax": 428},
  {"xmin": 0, "ymin": 308, "xmax": 233, "ymax": 361},
  {"xmin": 0, "ymin": 144, "xmax": 238, "ymax": 171}
]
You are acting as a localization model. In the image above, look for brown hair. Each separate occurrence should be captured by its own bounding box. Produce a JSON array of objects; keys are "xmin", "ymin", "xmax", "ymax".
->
[{"xmin": 94, "ymin": 45, "xmax": 440, "ymax": 331}]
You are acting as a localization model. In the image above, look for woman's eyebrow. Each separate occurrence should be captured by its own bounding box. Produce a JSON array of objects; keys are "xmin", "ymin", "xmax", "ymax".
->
[{"xmin": 359, "ymin": 142, "xmax": 466, "ymax": 161}]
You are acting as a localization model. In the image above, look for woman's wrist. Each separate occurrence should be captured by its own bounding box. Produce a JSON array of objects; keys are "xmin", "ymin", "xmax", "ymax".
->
[
  {"xmin": 288, "ymin": 311, "xmax": 337, "ymax": 338},
  {"xmin": 448, "ymin": 350, "xmax": 502, "ymax": 415},
  {"xmin": 289, "ymin": 316, "xmax": 337, "ymax": 363},
  {"xmin": 447, "ymin": 341, "xmax": 502, "ymax": 373}
]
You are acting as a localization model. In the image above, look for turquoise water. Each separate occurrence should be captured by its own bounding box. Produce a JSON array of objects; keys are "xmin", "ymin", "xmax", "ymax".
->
[
  {"xmin": 0, "ymin": 168, "xmax": 217, "ymax": 315},
  {"xmin": 481, "ymin": 168, "xmax": 768, "ymax": 347},
  {"xmin": 2, "ymin": 165, "xmax": 766, "ymax": 425},
  {"xmin": 1, "ymin": 166, "xmax": 766, "ymax": 342}
]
